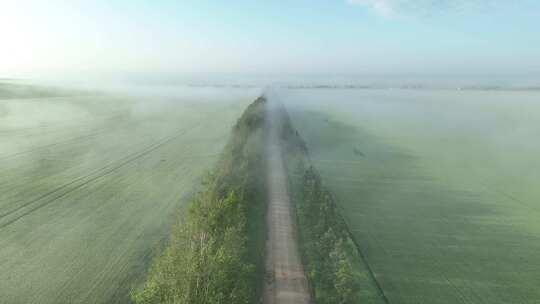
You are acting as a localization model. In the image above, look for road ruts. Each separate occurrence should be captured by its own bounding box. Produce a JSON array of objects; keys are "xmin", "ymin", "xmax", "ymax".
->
[{"xmin": 263, "ymin": 99, "xmax": 311, "ymax": 304}]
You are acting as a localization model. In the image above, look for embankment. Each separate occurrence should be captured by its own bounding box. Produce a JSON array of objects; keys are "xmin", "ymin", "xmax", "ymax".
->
[
  {"xmin": 133, "ymin": 97, "xmax": 268, "ymax": 304},
  {"xmin": 134, "ymin": 95, "xmax": 386, "ymax": 304}
]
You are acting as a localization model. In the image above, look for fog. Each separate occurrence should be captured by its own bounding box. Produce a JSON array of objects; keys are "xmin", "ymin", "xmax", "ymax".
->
[
  {"xmin": 280, "ymin": 88, "xmax": 540, "ymax": 210},
  {"xmin": 0, "ymin": 82, "xmax": 259, "ymax": 303}
]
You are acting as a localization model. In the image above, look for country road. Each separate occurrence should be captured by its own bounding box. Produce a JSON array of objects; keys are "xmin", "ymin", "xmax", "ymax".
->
[{"xmin": 263, "ymin": 100, "xmax": 311, "ymax": 304}]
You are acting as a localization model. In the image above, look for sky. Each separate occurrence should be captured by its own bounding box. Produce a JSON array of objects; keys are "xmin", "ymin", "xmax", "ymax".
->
[{"xmin": 1, "ymin": 0, "xmax": 539, "ymax": 82}]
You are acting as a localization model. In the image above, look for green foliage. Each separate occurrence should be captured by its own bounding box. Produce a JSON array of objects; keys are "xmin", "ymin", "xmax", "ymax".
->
[
  {"xmin": 298, "ymin": 166, "xmax": 360, "ymax": 304},
  {"xmin": 133, "ymin": 191, "xmax": 255, "ymax": 304},
  {"xmin": 132, "ymin": 97, "xmax": 267, "ymax": 304},
  {"xmin": 277, "ymin": 105, "xmax": 362, "ymax": 304}
]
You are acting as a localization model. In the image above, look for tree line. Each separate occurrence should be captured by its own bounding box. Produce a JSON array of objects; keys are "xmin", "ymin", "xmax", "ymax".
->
[
  {"xmin": 132, "ymin": 97, "xmax": 268, "ymax": 304},
  {"xmin": 278, "ymin": 106, "xmax": 361, "ymax": 304}
]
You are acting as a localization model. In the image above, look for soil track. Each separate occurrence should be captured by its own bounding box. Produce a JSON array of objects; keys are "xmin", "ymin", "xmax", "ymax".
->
[{"xmin": 263, "ymin": 101, "xmax": 311, "ymax": 304}]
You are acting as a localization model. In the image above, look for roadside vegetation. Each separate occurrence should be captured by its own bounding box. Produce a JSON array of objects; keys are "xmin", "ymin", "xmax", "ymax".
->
[
  {"xmin": 132, "ymin": 97, "xmax": 267, "ymax": 304},
  {"xmin": 278, "ymin": 106, "xmax": 375, "ymax": 304}
]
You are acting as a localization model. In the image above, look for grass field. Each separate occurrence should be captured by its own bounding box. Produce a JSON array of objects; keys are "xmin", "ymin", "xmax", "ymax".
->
[
  {"xmin": 283, "ymin": 89, "xmax": 540, "ymax": 304},
  {"xmin": 0, "ymin": 83, "xmax": 256, "ymax": 304}
]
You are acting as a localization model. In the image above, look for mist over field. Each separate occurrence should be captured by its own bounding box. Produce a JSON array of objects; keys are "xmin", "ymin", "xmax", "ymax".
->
[
  {"xmin": 2, "ymin": 0, "xmax": 540, "ymax": 303},
  {"xmin": 0, "ymin": 82, "xmax": 259, "ymax": 303},
  {"xmin": 282, "ymin": 88, "xmax": 540, "ymax": 303}
]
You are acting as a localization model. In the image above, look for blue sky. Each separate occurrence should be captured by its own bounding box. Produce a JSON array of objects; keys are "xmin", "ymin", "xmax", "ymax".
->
[{"xmin": 1, "ymin": 0, "xmax": 539, "ymax": 80}]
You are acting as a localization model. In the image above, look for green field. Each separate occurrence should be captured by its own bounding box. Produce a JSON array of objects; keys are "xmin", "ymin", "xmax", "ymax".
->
[
  {"xmin": 284, "ymin": 89, "xmax": 540, "ymax": 304},
  {"xmin": 0, "ymin": 83, "xmax": 255, "ymax": 303},
  {"xmin": 4, "ymin": 84, "xmax": 540, "ymax": 303}
]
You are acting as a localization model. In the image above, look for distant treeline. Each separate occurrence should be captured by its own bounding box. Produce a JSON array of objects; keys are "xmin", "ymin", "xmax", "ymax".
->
[
  {"xmin": 279, "ymin": 107, "xmax": 366, "ymax": 304},
  {"xmin": 0, "ymin": 82, "xmax": 86, "ymax": 99},
  {"xmin": 132, "ymin": 97, "xmax": 267, "ymax": 304}
]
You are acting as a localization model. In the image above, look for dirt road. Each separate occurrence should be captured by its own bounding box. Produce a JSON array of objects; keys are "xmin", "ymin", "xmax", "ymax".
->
[{"xmin": 263, "ymin": 101, "xmax": 311, "ymax": 304}]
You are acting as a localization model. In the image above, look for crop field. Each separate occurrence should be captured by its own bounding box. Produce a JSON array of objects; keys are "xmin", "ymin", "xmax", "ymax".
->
[
  {"xmin": 0, "ymin": 83, "xmax": 255, "ymax": 304},
  {"xmin": 283, "ymin": 89, "xmax": 540, "ymax": 304}
]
